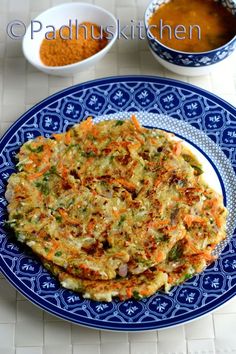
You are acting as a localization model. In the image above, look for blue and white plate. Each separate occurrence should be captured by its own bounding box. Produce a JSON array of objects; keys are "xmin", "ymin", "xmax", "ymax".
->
[{"xmin": 1, "ymin": 76, "xmax": 236, "ymax": 331}]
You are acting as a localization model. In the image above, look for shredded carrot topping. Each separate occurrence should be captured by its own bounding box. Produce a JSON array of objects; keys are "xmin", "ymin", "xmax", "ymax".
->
[
  {"xmin": 173, "ymin": 141, "xmax": 182, "ymax": 156},
  {"xmin": 131, "ymin": 114, "xmax": 142, "ymax": 131},
  {"xmin": 28, "ymin": 165, "xmax": 51, "ymax": 180},
  {"xmin": 126, "ymin": 287, "xmax": 132, "ymax": 298},
  {"xmin": 64, "ymin": 131, "xmax": 71, "ymax": 145},
  {"xmin": 80, "ymin": 117, "xmax": 93, "ymax": 132},
  {"xmin": 115, "ymin": 178, "xmax": 136, "ymax": 191},
  {"xmin": 58, "ymin": 209, "xmax": 81, "ymax": 226},
  {"xmin": 184, "ymin": 215, "xmax": 205, "ymax": 227}
]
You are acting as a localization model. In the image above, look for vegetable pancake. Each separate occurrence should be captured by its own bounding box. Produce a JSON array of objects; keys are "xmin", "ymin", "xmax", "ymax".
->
[
  {"xmin": 41, "ymin": 248, "xmax": 209, "ymax": 302},
  {"xmin": 41, "ymin": 258, "xmax": 168, "ymax": 302},
  {"xmin": 6, "ymin": 116, "xmax": 227, "ymax": 301}
]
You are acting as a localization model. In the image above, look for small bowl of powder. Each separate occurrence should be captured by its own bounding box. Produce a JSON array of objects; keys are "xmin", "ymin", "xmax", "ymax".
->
[{"xmin": 22, "ymin": 3, "xmax": 117, "ymax": 76}]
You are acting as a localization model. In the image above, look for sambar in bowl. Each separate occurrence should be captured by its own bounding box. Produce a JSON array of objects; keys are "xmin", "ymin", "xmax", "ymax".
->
[{"xmin": 145, "ymin": 0, "xmax": 236, "ymax": 76}]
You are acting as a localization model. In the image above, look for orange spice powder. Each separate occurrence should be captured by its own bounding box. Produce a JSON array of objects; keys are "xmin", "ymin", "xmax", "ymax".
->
[{"xmin": 40, "ymin": 22, "xmax": 108, "ymax": 67}]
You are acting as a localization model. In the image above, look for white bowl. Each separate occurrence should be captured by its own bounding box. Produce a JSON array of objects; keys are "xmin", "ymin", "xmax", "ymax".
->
[{"xmin": 22, "ymin": 3, "xmax": 117, "ymax": 76}]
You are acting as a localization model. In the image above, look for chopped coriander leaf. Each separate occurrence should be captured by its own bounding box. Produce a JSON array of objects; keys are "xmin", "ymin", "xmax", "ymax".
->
[
  {"xmin": 50, "ymin": 166, "xmax": 58, "ymax": 174},
  {"xmin": 49, "ymin": 166, "xmax": 61, "ymax": 178},
  {"xmin": 139, "ymin": 258, "xmax": 153, "ymax": 267},
  {"xmin": 133, "ymin": 290, "xmax": 142, "ymax": 300},
  {"xmin": 15, "ymin": 232, "xmax": 25, "ymax": 242},
  {"xmin": 16, "ymin": 163, "xmax": 23, "ymax": 171},
  {"xmin": 43, "ymin": 235, "xmax": 51, "ymax": 241},
  {"xmin": 155, "ymin": 234, "xmax": 169, "ymax": 242},
  {"xmin": 178, "ymin": 272, "xmax": 193, "ymax": 284},
  {"xmin": 43, "ymin": 166, "xmax": 61, "ymax": 180},
  {"xmin": 100, "ymin": 180, "xmax": 107, "ymax": 186},
  {"xmin": 87, "ymin": 134, "xmax": 95, "ymax": 140},
  {"xmin": 26, "ymin": 145, "xmax": 44, "ymax": 153},
  {"xmin": 168, "ymin": 243, "xmax": 182, "ymax": 261},
  {"xmin": 192, "ymin": 165, "xmax": 204, "ymax": 175},
  {"xmin": 182, "ymin": 154, "xmax": 195, "ymax": 164},
  {"xmin": 118, "ymin": 215, "xmax": 126, "ymax": 226},
  {"xmin": 67, "ymin": 197, "xmax": 75, "ymax": 208},
  {"xmin": 4, "ymin": 219, "xmax": 17, "ymax": 226},
  {"xmin": 184, "ymin": 273, "xmax": 192, "ymax": 280},
  {"xmin": 12, "ymin": 213, "xmax": 23, "ymax": 220},
  {"xmin": 81, "ymin": 151, "xmax": 96, "ymax": 158},
  {"xmin": 115, "ymin": 120, "xmax": 124, "ymax": 126},
  {"xmin": 35, "ymin": 181, "xmax": 50, "ymax": 196},
  {"xmin": 55, "ymin": 251, "xmax": 62, "ymax": 257},
  {"xmin": 182, "ymin": 154, "xmax": 203, "ymax": 175}
]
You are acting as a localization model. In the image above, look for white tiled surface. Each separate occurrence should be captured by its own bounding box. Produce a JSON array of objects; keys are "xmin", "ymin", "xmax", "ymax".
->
[{"xmin": 0, "ymin": 0, "xmax": 236, "ymax": 353}]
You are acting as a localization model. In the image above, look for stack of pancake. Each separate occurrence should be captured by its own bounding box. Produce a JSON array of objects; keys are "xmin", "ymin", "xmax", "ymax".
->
[{"xmin": 6, "ymin": 117, "xmax": 227, "ymax": 301}]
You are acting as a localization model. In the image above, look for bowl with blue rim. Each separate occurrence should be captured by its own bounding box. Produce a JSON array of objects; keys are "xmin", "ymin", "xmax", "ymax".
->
[{"xmin": 144, "ymin": 0, "xmax": 236, "ymax": 76}]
